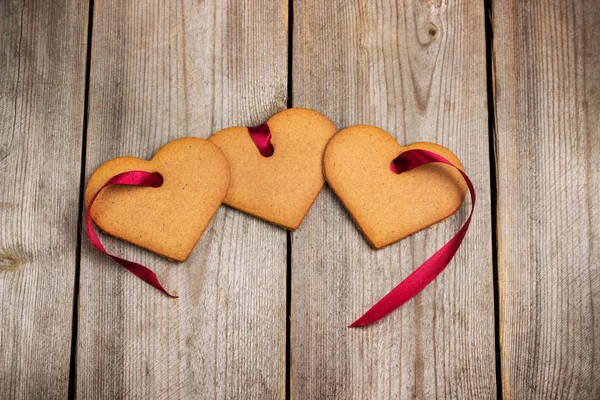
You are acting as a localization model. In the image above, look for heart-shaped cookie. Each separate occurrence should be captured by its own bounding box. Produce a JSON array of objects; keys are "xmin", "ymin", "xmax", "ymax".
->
[
  {"xmin": 84, "ymin": 138, "xmax": 230, "ymax": 261},
  {"xmin": 323, "ymin": 125, "xmax": 467, "ymax": 249},
  {"xmin": 208, "ymin": 108, "xmax": 336, "ymax": 230}
]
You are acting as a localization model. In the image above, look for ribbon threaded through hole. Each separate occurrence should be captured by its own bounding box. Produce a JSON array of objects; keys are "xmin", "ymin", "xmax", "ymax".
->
[
  {"xmin": 349, "ymin": 149, "xmax": 475, "ymax": 327},
  {"xmin": 151, "ymin": 172, "xmax": 164, "ymax": 187},
  {"xmin": 86, "ymin": 170, "xmax": 177, "ymax": 298},
  {"xmin": 248, "ymin": 122, "xmax": 274, "ymax": 157}
]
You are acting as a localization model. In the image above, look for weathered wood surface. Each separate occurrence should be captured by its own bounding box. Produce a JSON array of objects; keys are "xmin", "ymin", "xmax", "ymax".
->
[
  {"xmin": 2, "ymin": 0, "xmax": 599, "ymax": 398},
  {"xmin": 76, "ymin": 0, "xmax": 288, "ymax": 398},
  {"xmin": 290, "ymin": 0, "xmax": 496, "ymax": 399},
  {"xmin": 494, "ymin": 0, "xmax": 600, "ymax": 398},
  {"xmin": 0, "ymin": 0, "xmax": 88, "ymax": 398}
]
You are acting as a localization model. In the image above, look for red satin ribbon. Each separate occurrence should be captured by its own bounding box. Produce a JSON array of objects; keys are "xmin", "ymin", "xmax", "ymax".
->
[
  {"xmin": 248, "ymin": 122, "xmax": 274, "ymax": 157},
  {"xmin": 86, "ymin": 170, "xmax": 177, "ymax": 298},
  {"xmin": 349, "ymin": 149, "xmax": 475, "ymax": 327}
]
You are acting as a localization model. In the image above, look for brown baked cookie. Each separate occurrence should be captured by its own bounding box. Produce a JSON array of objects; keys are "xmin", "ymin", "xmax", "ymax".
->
[
  {"xmin": 84, "ymin": 138, "xmax": 230, "ymax": 261},
  {"xmin": 208, "ymin": 108, "xmax": 336, "ymax": 230},
  {"xmin": 323, "ymin": 125, "xmax": 467, "ymax": 249}
]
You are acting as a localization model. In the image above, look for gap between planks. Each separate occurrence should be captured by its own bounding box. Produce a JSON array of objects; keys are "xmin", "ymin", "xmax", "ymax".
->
[
  {"xmin": 69, "ymin": 0, "xmax": 95, "ymax": 399},
  {"xmin": 484, "ymin": 0, "xmax": 503, "ymax": 398}
]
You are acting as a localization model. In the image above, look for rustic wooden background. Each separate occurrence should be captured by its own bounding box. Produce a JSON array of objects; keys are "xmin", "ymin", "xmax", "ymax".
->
[{"xmin": 0, "ymin": 0, "xmax": 598, "ymax": 399}]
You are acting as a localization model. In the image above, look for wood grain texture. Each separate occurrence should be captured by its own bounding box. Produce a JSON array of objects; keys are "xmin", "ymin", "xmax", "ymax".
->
[
  {"xmin": 290, "ymin": 0, "xmax": 496, "ymax": 398},
  {"xmin": 77, "ymin": 0, "xmax": 288, "ymax": 398},
  {"xmin": 0, "ymin": 0, "xmax": 88, "ymax": 398},
  {"xmin": 494, "ymin": 0, "xmax": 600, "ymax": 398}
]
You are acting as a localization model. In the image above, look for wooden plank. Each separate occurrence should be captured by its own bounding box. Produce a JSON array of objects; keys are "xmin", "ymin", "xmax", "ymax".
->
[
  {"xmin": 0, "ymin": 0, "xmax": 88, "ymax": 398},
  {"xmin": 290, "ymin": 0, "xmax": 496, "ymax": 398},
  {"xmin": 76, "ymin": 0, "xmax": 288, "ymax": 398},
  {"xmin": 494, "ymin": 0, "xmax": 600, "ymax": 398}
]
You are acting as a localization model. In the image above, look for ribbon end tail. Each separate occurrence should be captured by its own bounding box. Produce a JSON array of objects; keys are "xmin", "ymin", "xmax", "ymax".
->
[
  {"xmin": 348, "ymin": 319, "xmax": 367, "ymax": 328},
  {"xmin": 160, "ymin": 288, "xmax": 178, "ymax": 299},
  {"xmin": 349, "ymin": 310, "xmax": 388, "ymax": 328}
]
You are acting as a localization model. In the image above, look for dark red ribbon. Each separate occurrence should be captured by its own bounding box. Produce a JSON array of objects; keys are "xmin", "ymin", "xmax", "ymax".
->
[
  {"xmin": 248, "ymin": 122, "xmax": 274, "ymax": 157},
  {"xmin": 349, "ymin": 149, "xmax": 475, "ymax": 327},
  {"xmin": 86, "ymin": 170, "xmax": 177, "ymax": 298}
]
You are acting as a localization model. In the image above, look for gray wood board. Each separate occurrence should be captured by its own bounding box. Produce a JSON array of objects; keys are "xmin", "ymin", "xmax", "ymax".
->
[
  {"xmin": 494, "ymin": 0, "xmax": 600, "ymax": 398},
  {"xmin": 0, "ymin": 0, "xmax": 88, "ymax": 398},
  {"xmin": 76, "ymin": 0, "xmax": 289, "ymax": 398},
  {"xmin": 290, "ymin": 0, "xmax": 497, "ymax": 398}
]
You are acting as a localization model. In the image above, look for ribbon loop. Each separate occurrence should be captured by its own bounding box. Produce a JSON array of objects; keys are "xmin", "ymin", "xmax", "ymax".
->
[
  {"xmin": 349, "ymin": 149, "xmax": 475, "ymax": 327},
  {"xmin": 248, "ymin": 122, "xmax": 274, "ymax": 157},
  {"xmin": 86, "ymin": 170, "xmax": 177, "ymax": 298}
]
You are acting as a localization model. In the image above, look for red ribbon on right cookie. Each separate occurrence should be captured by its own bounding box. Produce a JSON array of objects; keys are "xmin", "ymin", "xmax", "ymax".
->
[{"xmin": 349, "ymin": 149, "xmax": 475, "ymax": 327}]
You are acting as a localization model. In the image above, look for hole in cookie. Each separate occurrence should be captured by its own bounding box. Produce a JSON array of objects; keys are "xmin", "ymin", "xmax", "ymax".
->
[
  {"xmin": 151, "ymin": 172, "xmax": 164, "ymax": 187},
  {"xmin": 390, "ymin": 159, "xmax": 406, "ymax": 174},
  {"xmin": 248, "ymin": 123, "xmax": 274, "ymax": 157},
  {"xmin": 263, "ymin": 144, "xmax": 274, "ymax": 157}
]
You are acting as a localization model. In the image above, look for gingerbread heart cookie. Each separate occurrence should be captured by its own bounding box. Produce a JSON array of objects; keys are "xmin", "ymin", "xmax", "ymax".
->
[
  {"xmin": 323, "ymin": 125, "xmax": 467, "ymax": 249},
  {"xmin": 208, "ymin": 108, "xmax": 336, "ymax": 230},
  {"xmin": 84, "ymin": 138, "xmax": 230, "ymax": 261}
]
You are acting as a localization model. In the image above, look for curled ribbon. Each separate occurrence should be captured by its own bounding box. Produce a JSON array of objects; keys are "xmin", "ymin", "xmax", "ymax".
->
[
  {"xmin": 349, "ymin": 149, "xmax": 475, "ymax": 327},
  {"xmin": 248, "ymin": 122, "xmax": 274, "ymax": 157},
  {"xmin": 86, "ymin": 170, "xmax": 177, "ymax": 298},
  {"xmin": 86, "ymin": 145, "xmax": 472, "ymax": 323}
]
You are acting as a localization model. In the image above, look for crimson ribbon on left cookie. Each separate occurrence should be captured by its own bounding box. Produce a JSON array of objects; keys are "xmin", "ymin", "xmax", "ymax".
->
[
  {"xmin": 86, "ymin": 170, "xmax": 178, "ymax": 298},
  {"xmin": 349, "ymin": 149, "xmax": 475, "ymax": 327}
]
